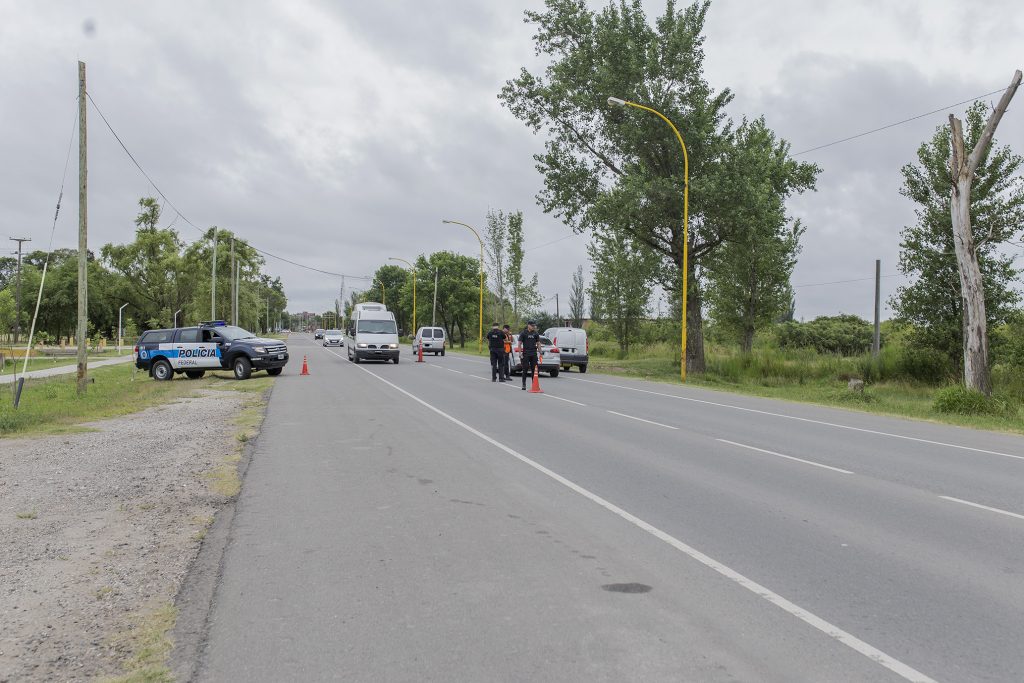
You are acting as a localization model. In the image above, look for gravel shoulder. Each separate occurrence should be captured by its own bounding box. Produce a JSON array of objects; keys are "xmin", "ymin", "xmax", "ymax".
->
[{"xmin": 0, "ymin": 386, "xmax": 265, "ymax": 682}]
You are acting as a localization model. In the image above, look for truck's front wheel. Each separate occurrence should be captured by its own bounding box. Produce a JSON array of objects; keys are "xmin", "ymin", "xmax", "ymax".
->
[{"xmin": 232, "ymin": 356, "xmax": 252, "ymax": 380}]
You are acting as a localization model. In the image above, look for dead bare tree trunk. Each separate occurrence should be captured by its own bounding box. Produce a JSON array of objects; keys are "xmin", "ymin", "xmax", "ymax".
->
[{"xmin": 948, "ymin": 69, "xmax": 1021, "ymax": 396}]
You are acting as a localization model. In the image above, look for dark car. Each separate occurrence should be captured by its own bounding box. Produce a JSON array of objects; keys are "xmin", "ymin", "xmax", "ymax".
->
[{"xmin": 135, "ymin": 321, "xmax": 289, "ymax": 380}]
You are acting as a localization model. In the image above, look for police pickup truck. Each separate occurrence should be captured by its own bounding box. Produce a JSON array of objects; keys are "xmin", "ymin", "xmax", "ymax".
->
[{"xmin": 135, "ymin": 321, "xmax": 289, "ymax": 380}]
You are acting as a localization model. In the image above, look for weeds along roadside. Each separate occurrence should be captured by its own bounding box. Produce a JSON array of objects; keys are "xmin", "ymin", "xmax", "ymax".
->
[{"xmin": 583, "ymin": 340, "xmax": 1024, "ymax": 434}]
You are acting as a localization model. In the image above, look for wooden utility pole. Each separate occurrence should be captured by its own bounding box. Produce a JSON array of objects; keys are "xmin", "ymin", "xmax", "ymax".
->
[
  {"xmin": 76, "ymin": 61, "xmax": 89, "ymax": 395},
  {"xmin": 949, "ymin": 69, "xmax": 1021, "ymax": 395},
  {"xmin": 9, "ymin": 237, "xmax": 31, "ymax": 344},
  {"xmin": 872, "ymin": 259, "xmax": 881, "ymax": 358}
]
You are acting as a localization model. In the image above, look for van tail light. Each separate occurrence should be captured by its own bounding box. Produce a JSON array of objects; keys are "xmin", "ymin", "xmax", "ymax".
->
[
  {"xmin": 551, "ymin": 347, "xmax": 560, "ymax": 353},
  {"xmin": 553, "ymin": 336, "xmax": 557, "ymax": 345},
  {"xmin": 134, "ymin": 345, "xmax": 139, "ymax": 355},
  {"xmin": 515, "ymin": 346, "xmax": 522, "ymax": 352},
  {"xmin": 586, "ymin": 338, "xmax": 589, "ymax": 354}
]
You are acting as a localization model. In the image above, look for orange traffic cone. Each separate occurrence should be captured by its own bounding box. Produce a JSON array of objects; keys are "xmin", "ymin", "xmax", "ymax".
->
[
  {"xmin": 300, "ymin": 355, "xmax": 310, "ymax": 375},
  {"xmin": 416, "ymin": 342, "xmax": 424, "ymax": 363},
  {"xmin": 528, "ymin": 364, "xmax": 543, "ymax": 393}
]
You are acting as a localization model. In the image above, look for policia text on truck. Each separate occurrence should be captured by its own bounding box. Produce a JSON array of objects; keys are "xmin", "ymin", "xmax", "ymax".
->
[{"xmin": 135, "ymin": 321, "xmax": 289, "ymax": 380}]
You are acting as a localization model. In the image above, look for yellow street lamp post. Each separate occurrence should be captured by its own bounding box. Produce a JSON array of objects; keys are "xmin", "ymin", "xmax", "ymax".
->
[
  {"xmin": 442, "ymin": 219, "xmax": 484, "ymax": 353},
  {"xmin": 389, "ymin": 257, "xmax": 416, "ymax": 336},
  {"xmin": 608, "ymin": 96, "xmax": 690, "ymax": 382}
]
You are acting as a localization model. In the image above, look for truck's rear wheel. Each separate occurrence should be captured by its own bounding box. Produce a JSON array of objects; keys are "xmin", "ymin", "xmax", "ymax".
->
[
  {"xmin": 579, "ymin": 364, "xmax": 588, "ymax": 374},
  {"xmin": 185, "ymin": 370, "xmax": 205, "ymax": 379},
  {"xmin": 266, "ymin": 367, "xmax": 282, "ymax": 376},
  {"xmin": 152, "ymin": 359, "xmax": 172, "ymax": 381},
  {"xmin": 233, "ymin": 356, "xmax": 252, "ymax": 380}
]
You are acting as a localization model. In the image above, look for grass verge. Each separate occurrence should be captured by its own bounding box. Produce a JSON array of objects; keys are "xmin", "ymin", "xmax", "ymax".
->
[
  {"xmin": 0, "ymin": 363, "xmax": 276, "ymax": 438},
  {"xmin": 585, "ymin": 353, "xmax": 1024, "ymax": 435},
  {"xmin": 102, "ymin": 603, "xmax": 177, "ymax": 683},
  {"xmin": 201, "ymin": 377, "xmax": 272, "ymax": 498}
]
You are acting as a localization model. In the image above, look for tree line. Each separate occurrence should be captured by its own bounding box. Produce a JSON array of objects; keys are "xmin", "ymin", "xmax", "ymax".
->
[{"xmin": 0, "ymin": 197, "xmax": 289, "ymax": 345}]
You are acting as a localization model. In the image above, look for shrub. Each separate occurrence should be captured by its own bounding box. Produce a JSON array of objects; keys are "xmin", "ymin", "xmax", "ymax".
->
[
  {"xmin": 897, "ymin": 346, "xmax": 953, "ymax": 383},
  {"xmin": 933, "ymin": 386, "xmax": 1011, "ymax": 416},
  {"xmin": 776, "ymin": 314, "xmax": 873, "ymax": 355}
]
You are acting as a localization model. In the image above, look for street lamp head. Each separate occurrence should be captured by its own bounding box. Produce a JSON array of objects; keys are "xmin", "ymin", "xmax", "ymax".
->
[{"xmin": 607, "ymin": 96, "xmax": 627, "ymax": 107}]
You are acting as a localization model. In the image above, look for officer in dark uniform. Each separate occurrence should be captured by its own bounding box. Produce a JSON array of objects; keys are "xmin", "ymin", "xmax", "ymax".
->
[
  {"xmin": 486, "ymin": 322, "xmax": 506, "ymax": 382},
  {"xmin": 518, "ymin": 320, "xmax": 541, "ymax": 390}
]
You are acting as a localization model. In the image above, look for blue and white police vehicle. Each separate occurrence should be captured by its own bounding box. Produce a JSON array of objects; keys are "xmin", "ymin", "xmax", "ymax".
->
[{"xmin": 135, "ymin": 321, "xmax": 289, "ymax": 380}]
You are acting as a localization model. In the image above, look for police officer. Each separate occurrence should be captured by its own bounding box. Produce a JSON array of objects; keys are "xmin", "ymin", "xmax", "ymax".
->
[
  {"xmin": 501, "ymin": 324, "xmax": 513, "ymax": 380},
  {"xmin": 518, "ymin": 320, "xmax": 541, "ymax": 390},
  {"xmin": 486, "ymin": 322, "xmax": 506, "ymax": 382}
]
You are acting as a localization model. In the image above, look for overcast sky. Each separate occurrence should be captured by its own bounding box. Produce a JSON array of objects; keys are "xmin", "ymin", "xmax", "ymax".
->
[{"xmin": 1, "ymin": 0, "xmax": 1021, "ymax": 321}]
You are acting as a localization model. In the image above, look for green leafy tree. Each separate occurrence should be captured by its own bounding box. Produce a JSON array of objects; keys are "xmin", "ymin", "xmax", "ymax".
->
[
  {"xmin": 891, "ymin": 101, "xmax": 1024, "ymax": 370},
  {"xmin": 588, "ymin": 233, "xmax": 657, "ymax": 353},
  {"xmin": 102, "ymin": 198, "xmax": 193, "ymax": 329},
  {"xmin": 568, "ymin": 264, "xmax": 586, "ymax": 326},
  {"xmin": 504, "ymin": 211, "xmax": 541, "ymax": 323},
  {"xmin": 500, "ymin": 0, "xmax": 817, "ymax": 372},
  {"xmin": 705, "ymin": 121, "xmax": 806, "ymax": 352},
  {"xmin": 0, "ymin": 288, "xmax": 14, "ymax": 338},
  {"xmin": 369, "ymin": 264, "xmax": 412, "ymax": 334},
  {"xmin": 410, "ymin": 251, "xmax": 480, "ymax": 346},
  {"xmin": 485, "ymin": 210, "xmax": 510, "ymax": 324}
]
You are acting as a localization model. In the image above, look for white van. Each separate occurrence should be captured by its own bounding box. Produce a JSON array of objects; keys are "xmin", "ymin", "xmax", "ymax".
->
[
  {"xmin": 543, "ymin": 326, "xmax": 588, "ymax": 373},
  {"xmin": 412, "ymin": 327, "xmax": 446, "ymax": 356},
  {"xmin": 347, "ymin": 306, "xmax": 400, "ymax": 364}
]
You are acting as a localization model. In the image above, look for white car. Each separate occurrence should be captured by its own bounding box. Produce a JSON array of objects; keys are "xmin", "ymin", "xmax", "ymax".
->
[
  {"xmin": 412, "ymin": 326, "xmax": 446, "ymax": 356},
  {"xmin": 322, "ymin": 329, "xmax": 344, "ymax": 347},
  {"xmin": 509, "ymin": 334, "xmax": 561, "ymax": 377}
]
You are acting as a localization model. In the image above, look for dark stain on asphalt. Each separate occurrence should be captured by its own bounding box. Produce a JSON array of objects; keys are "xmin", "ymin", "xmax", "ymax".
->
[
  {"xmin": 417, "ymin": 478, "xmax": 433, "ymax": 485},
  {"xmin": 450, "ymin": 499, "xmax": 485, "ymax": 506},
  {"xmin": 602, "ymin": 582, "xmax": 652, "ymax": 594}
]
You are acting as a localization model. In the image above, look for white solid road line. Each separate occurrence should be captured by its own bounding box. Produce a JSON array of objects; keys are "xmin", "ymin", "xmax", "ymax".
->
[
  {"xmin": 542, "ymin": 393, "xmax": 587, "ymax": 406},
  {"xmin": 939, "ymin": 495, "xmax": 1024, "ymax": 521},
  {"xmin": 576, "ymin": 377, "xmax": 1024, "ymax": 461},
  {"xmin": 347, "ymin": 359, "xmax": 936, "ymax": 683},
  {"xmin": 606, "ymin": 410, "xmax": 678, "ymax": 430},
  {"xmin": 717, "ymin": 439, "xmax": 855, "ymax": 475}
]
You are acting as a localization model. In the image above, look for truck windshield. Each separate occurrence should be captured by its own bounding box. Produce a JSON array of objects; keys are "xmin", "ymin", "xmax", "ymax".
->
[
  {"xmin": 216, "ymin": 325, "xmax": 256, "ymax": 340},
  {"xmin": 357, "ymin": 320, "xmax": 398, "ymax": 334}
]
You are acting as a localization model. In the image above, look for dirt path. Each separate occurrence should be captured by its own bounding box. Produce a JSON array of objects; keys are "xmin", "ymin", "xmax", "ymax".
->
[{"xmin": 0, "ymin": 388, "xmax": 260, "ymax": 682}]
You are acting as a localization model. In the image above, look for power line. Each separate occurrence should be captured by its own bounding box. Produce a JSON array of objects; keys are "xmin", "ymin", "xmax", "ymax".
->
[
  {"xmin": 526, "ymin": 233, "xmax": 580, "ymax": 252},
  {"xmin": 793, "ymin": 88, "xmax": 1005, "ymax": 156},
  {"xmin": 794, "ymin": 273, "xmax": 905, "ymax": 288},
  {"xmin": 86, "ymin": 92, "xmax": 372, "ymax": 281}
]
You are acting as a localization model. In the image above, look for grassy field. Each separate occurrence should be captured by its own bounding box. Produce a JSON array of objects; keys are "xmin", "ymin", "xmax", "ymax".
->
[
  {"xmin": 449, "ymin": 342, "xmax": 1024, "ymax": 435},
  {"xmin": 0, "ymin": 362, "xmax": 276, "ymax": 438}
]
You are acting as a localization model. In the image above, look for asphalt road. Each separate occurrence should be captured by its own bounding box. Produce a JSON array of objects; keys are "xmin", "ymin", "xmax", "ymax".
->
[{"xmin": 196, "ymin": 335, "xmax": 1024, "ymax": 682}]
